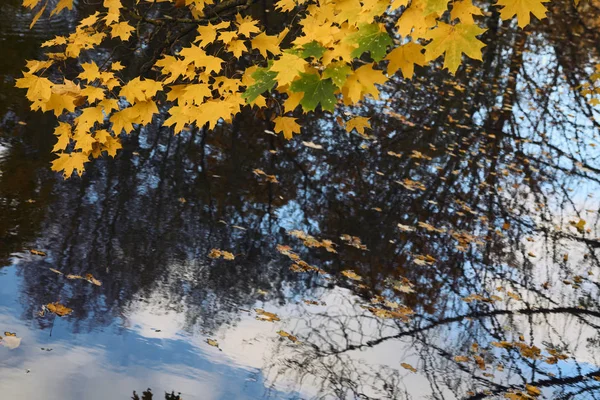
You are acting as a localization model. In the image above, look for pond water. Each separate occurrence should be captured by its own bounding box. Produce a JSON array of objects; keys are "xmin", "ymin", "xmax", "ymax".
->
[{"xmin": 2, "ymin": 1, "xmax": 600, "ymax": 399}]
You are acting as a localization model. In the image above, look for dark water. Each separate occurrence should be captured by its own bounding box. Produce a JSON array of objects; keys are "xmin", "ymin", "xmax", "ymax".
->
[{"xmin": 2, "ymin": 1, "xmax": 600, "ymax": 399}]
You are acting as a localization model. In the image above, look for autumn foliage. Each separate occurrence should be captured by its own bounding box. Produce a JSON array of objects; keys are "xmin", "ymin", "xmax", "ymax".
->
[{"xmin": 17, "ymin": 0, "xmax": 549, "ymax": 178}]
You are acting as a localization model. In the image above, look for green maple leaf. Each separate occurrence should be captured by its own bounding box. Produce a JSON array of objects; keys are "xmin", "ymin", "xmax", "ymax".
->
[
  {"xmin": 289, "ymin": 72, "xmax": 337, "ymax": 112},
  {"xmin": 242, "ymin": 67, "xmax": 277, "ymax": 103},
  {"xmin": 298, "ymin": 41, "xmax": 327, "ymax": 59},
  {"xmin": 347, "ymin": 23, "xmax": 392, "ymax": 62},
  {"xmin": 323, "ymin": 62, "xmax": 352, "ymax": 87}
]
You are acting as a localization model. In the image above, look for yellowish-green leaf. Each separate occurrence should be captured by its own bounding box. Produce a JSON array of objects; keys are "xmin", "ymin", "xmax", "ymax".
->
[{"xmin": 424, "ymin": 22, "xmax": 486, "ymax": 74}]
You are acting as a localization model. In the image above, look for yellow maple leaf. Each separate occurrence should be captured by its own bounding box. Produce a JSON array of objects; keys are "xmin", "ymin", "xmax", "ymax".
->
[
  {"xmin": 227, "ymin": 39, "xmax": 248, "ymax": 58},
  {"xmin": 274, "ymin": 116, "xmax": 301, "ymax": 139},
  {"xmin": 15, "ymin": 73, "xmax": 53, "ymax": 102},
  {"xmin": 496, "ymin": 0, "xmax": 548, "ymax": 28},
  {"xmin": 130, "ymin": 100, "xmax": 158, "ymax": 125},
  {"xmin": 111, "ymin": 61, "xmax": 125, "ymax": 71},
  {"xmin": 450, "ymin": 0, "xmax": 484, "ymax": 24},
  {"xmin": 195, "ymin": 24, "xmax": 219, "ymax": 48},
  {"xmin": 102, "ymin": 135, "xmax": 122, "ymax": 157},
  {"xmin": 110, "ymin": 107, "xmax": 138, "ymax": 134},
  {"xmin": 424, "ymin": 22, "xmax": 486, "ymax": 74},
  {"xmin": 396, "ymin": 0, "xmax": 438, "ymax": 39},
  {"xmin": 284, "ymin": 91, "xmax": 304, "ymax": 112},
  {"xmin": 181, "ymin": 83, "xmax": 212, "ymax": 105},
  {"xmin": 275, "ymin": 0, "xmax": 297, "ymax": 12},
  {"xmin": 194, "ymin": 100, "xmax": 227, "ymax": 129},
  {"xmin": 111, "ymin": 21, "xmax": 135, "ymax": 41},
  {"xmin": 73, "ymin": 130, "xmax": 98, "ymax": 153},
  {"xmin": 103, "ymin": 0, "xmax": 122, "ymax": 25},
  {"xmin": 52, "ymin": 122, "xmax": 72, "ymax": 152},
  {"xmin": 81, "ymin": 86, "xmax": 105, "ymax": 103},
  {"xmin": 342, "ymin": 64, "xmax": 386, "ymax": 104},
  {"xmin": 345, "ymin": 116, "xmax": 371, "ymax": 135},
  {"xmin": 271, "ymin": 53, "xmax": 308, "ymax": 86},
  {"xmin": 78, "ymin": 62, "xmax": 101, "ymax": 82},
  {"xmin": 251, "ymin": 32, "xmax": 281, "ymax": 58},
  {"xmin": 36, "ymin": 92, "xmax": 77, "ymax": 116},
  {"xmin": 51, "ymin": 152, "xmax": 89, "ymax": 178},
  {"xmin": 164, "ymin": 105, "xmax": 192, "ymax": 133},
  {"xmin": 236, "ymin": 14, "xmax": 260, "ymax": 37},
  {"xmin": 179, "ymin": 45, "xmax": 224, "ymax": 74},
  {"xmin": 385, "ymin": 43, "xmax": 425, "ymax": 79}
]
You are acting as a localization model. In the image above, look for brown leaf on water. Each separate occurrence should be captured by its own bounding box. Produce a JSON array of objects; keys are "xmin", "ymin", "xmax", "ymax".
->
[
  {"xmin": 255, "ymin": 308, "xmax": 280, "ymax": 322},
  {"xmin": 46, "ymin": 302, "xmax": 73, "ymax": 317},
  {"xmin": 4, "ymin": 332, "xmax": 16, "ymax": 337},
  {"xmin": 30, "ymin": 249, "xmax": 47, "ymax": 256},
  {"xmin": 277, "ymin": 330, "xmax": 299, "ymax": 343},
  {"xmin": 66, "ymin": 274, "xmax": 83, "ymax": 280},
  {"xmin": 454, "ymin": 355, "xmax": 470, "ymax": 362},
  {"xmin": 49, "ymin": 268, "xmax": 63, "ymax": 275},
  {"xmin": 400, "ymin": 362, "xmax": 417, "ymax": 372},
  {"xmin": 85, "ymin": 273, "xmax": 102, "ymax": 286}
]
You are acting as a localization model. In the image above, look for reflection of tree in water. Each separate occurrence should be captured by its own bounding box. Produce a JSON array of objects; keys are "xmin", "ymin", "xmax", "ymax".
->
[
  {"xmin": 1, "ymin": 1, "xmax": 600, "ymax": 399},
  {"xmin": 132, "ymin": 389, "xmax": 182, "ymax": 400}
]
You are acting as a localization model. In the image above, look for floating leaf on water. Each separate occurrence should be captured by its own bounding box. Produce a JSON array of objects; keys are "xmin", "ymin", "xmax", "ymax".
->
[
  {"xmin": 206, "ymin": 338, "xmax": 219, "ymax": 347},
  {"xmin": 340, "ymin": 234, "xmax": 368, "ymax": 250},
  {"xmin": 85, "ymin": 273, "xmax": 102, "ymax": 286},
  {"xmin": 397, "ymin": 223, "xmax": 416, "ymax": 232},
  {"xmin": 255, "ymin": 308, "xmax": 280, "ymax": 322},
  {"xmin": 46, "ymin": 302, "xmax": 73, "ymax": 317},
  {"xmin": 400, "ymin": 362, "xmax": 417, "ymax": 372},
  {"xmin": 302, "ymin": 141, "xmax": 323, "ymax": 149},
  {"xmin": 49, "ymin": 268, "xmax": 63, "ymax": 275},
  {"xmin": 29, "ymin": 249, "xmax": 47, "ymax": 256},
  {"xmin": 277, "ymin": 330, "xmax": 299, "ymax": 343},
  {"xmin": 454, "ymin": 355, "xmax": 470, "ymax": 362},
  {"xmin": 208, "ymin": 249, "xmax": 235, "ymax": 260},
  {"xmin": 257, "ymin": 289, "xmax": 269, "ymax": 296},
  {"xmin": 341, "ymin": 270, "xmax": 362, "ymax": 281},
  {"xmin": 66, "ymin": 274, "xmax": 83, "ymax": 280},
  {"xmin": 4, "ymin": 332, "xmax": 16, "ymax": 337}
]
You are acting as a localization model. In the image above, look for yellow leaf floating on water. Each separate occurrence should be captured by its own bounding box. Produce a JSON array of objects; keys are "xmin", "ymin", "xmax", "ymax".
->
[
  {"xmin": 206, "ymin": 338, "xmax": 219, "ymax": 347},
  {"xmin": 525, "ymin": 384, "xmax": 542, "ymax": 397},
  {"xmin": 85, "ymin": 273, "xmax": 102, "ymax": 286},
  {"xmin": 400, "ymin": 362, "xmax": 417, "ymax": 372},
  {"xmin": 340, "ymin": 234, "xmax": 367, "ymax": 250},
  {"xmin": 46, "ymin": 302, "xmax": 73, "ymax": 317},
  {"xmin": 277, "ymin": 330, "xmax": 299, "ymax": 343},
  {"xmin": 4, "ymin": 331, "xmax": 16, "ymax": 336},
  {"xmin": 341, "ymin": 270, "xmax": 362, "ymax": 281},
  {"xmin": 30, "ymin": 249, "xmax": 47, "ymax": 256},
  {"xmin": 255, "ymin": 308, "xmax": 280, "ymax": 322},
  {"xmin": 208, "ymin": 249, "xmax": 235, "ymax": 260}
]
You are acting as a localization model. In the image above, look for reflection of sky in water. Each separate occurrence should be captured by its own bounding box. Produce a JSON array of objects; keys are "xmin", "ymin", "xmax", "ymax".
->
[{"xmin": 0, "ymin": 263, "xmax": 299, "ymax": 400}]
